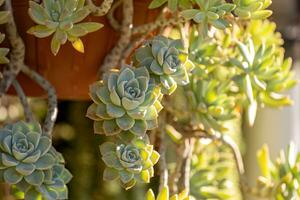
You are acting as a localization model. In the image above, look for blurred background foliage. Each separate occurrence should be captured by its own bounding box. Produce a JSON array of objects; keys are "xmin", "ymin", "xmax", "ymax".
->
[{"xmin": 1, "ymin": 0, "xmax": 300, "ymax": 199}]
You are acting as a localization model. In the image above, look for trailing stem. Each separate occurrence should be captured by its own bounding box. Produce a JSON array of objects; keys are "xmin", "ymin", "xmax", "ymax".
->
[{"xmin": 0, "ymin": 0, "xmax": 25, "ymax": 96}]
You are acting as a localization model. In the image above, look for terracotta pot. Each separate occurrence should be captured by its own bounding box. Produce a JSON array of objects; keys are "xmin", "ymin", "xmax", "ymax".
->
[{"xmin": 8, "ymin": 0, "xmax": 159, "ymax": 100}]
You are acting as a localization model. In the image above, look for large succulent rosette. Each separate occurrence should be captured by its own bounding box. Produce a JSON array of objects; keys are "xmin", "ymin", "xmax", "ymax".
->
[
  {"xmin": 134, "ymin": 36, "xmax": 195, "ymax": 95},
  {"xmin": 87, "ymin": 65, "xmax": 163, "ymax": 137},
  {"xmin": 0, "ymin": 122, "xmax": 72, "ymax": 200},
  {"xmin": 100, "ymin": 138, "xmax": 160, "ymax": 190},
  {"xmin": 28, "ymin": 0, "xmax": 102, "ymax": 55}
]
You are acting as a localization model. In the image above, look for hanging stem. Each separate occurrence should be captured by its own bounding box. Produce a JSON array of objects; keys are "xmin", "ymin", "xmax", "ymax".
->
[
  {"xmin": 12, "ymin": 80, "xmax": 34, "ymax": 123},
  {"xmin": 178, "ymin": 138, "xmax": 195, "ymax": 193},
  {"xmin": 99, "ymin": 0, "xmax": 133, "ymax": 75},
  {"xmin": 87, "ymin": 0, "xmax": 114, "ymax": 16},
  {"xmin": 107, "ymin": 0, "xmax": 123, "ymax": 31},
  {"xmin": 0, "ymin": 0, "xmax": 25, "ymax": 96},
  {"xmin": 133, "ymin": 15, "xmax": 185, "ymax": 35},
  {"xmin": 22, "ymin": 65, "xmax": 57, "ymax": 137},
  {"xmin": 159, "ymin": 112, "xmax": 168, "ymax": 191}
]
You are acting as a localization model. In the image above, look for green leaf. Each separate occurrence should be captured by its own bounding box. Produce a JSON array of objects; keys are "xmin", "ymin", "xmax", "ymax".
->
[
  {"xmin": 116, "ymin": 115, "xmax": 135, "ymax": 130},
  {"xmin": 24, "ymin": 170, "xmax": 44, "ymax": 186},
  {"xmin": 140, "ymin": 170, "xmax": 150, "ymax": 183},
  {"xmin": 103, "ymin": 120, "xmax": 121, "ymax": 136},
  {"xmin": 146, "ymin": 189, "xmax": 155, "ymax": 200},
  {"xmin": 257, "ymin": 144, "xmax": 271, "ymax": 178},
  {"xmin": 149, "ymin": 0, "xmax": 168, "ymax": 9},
  {"xmin": 157, "ymin": 186, "xmax": 169, "ymax": 200},
  {"xmin": 4, "ymin": 168, "xmax": 22, "ymax": 184},
  {"xmin": 130, "ymin": 120, "xmax": 147, "ymax": 136},
  {"xmin": 181, "ymin": 9, "xmax": 200, "ymax": 20},
  {"xmin": 165, "ymin": 124, "xmax": 182, "ymax": 144},
  {"xmin": 103, "ymin": 167, "xmax": 119, "ymax": 181},
  {"xmin": 168, "ymin": 0, "xmax": 178, "ymax": 11},
  {"xmin": 119, "ymin": 170, "xmax": 134, "ymax": 184}
]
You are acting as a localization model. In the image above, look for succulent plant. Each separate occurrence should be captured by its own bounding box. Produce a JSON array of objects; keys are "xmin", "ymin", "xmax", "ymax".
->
[
  {"xmin": 13, "ymin": 147, "xmax": 72, "ymax": 200},
  {"xmin": 233, "ymin": 0, "xmax": 272, "ymax": 20},
  {"xmin": 134, "ymin": 36, "xmax": 194, "ymax": 95},
  {"xmin": 255, "ymin": 143, "xmax": 300, "ymax": 200},
  {"xmin": 87, "ymin": 65, "xmax": 163, "ymax": 137},
  {"xmin": 0, "ymin": 121, "xmax": 55, "ymax": 186},
  {"xmin": 0, "ymin": 121, "xmax": 72, "ymax": 200},
  {"xmin": 166, "ymin": 78, "xmax": 236, "ymax": 133},
  {"xmin": 146, "ymin": 185, "xmax": 194, "ymax": 200},
  {"xmin": 100, "ymin": 138, "xmax": 160, "ymax": 190},
  {"xmin": 181, "ymin": 0, "xmax": 236, "ymax": 31},
  {"xmin": 229, "ymin": 38, "xmax": 296, "ymax": 125},
  {"xmin": 27, "ymin": 0, "xmax": 103, "ymax": 55}
]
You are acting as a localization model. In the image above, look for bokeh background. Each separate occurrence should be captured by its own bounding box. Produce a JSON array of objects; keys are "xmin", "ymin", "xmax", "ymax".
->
[{"xmin": 1, "ymin": 0, "xmax": 300, "ymax": 199}]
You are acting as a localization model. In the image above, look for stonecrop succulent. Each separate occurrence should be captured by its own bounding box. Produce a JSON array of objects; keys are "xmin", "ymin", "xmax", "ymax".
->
[
  {"xmin": 27, "ymin": 0, "xmax": 103, "ymax": 55},
  {"xmin": 134, "ymin": 36, "xmax": 194, "ymax": 95},
  {"xmin": 229, "ymin": 38, "xmax": 296, "ymax": 125},
  {"xmin": 181, "ymin": 0, "xmax": 236, "ymax": 31},
  {"xmin": 233, "ymin": 0, "xmax": 272, "ymax": 20},
  {"xmin": 87, "ymin": 65, "xmax": 163, "ymax": 137},
  {"xmin": 100, "ymin": 138, "xmax": 160, "ymax": 190},
  {"xmin": 167, "ymin": 77, "xmax": 236, "ymax": 133},
  {"xmin": 255, "ymin": 143, "xmax": 300, "ymax": 200},
  {"xmin": 0, "ymin": 121, "xmax": 72, "ymax": 200}
]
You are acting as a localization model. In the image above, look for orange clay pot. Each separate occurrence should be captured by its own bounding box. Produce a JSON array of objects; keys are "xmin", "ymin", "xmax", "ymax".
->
[{"xmin": 8, "ymin": 0, "xmax": 159, "ymax": 100}]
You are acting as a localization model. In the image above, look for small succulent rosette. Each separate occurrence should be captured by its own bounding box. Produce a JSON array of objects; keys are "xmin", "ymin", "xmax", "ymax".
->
[
  {"xmin": 28, "ymin": 0, "xmax": 103, "ymax": 55},
  {"xmin": 100, "ymin": 138, "xmax": 160, "ymax": 190},
  {"xmin": 134, "ymin": 36, "xmax": 195, "ymax": 95},
  {"xmin": 146, "ymin": 185, "xmax": 193, "ymax": 200},
  {"xmin": 0, "ymin": 122, "xmax": 72, "ymax": 200},
  {"xmin": 87, "ymin": 65, "xmax": 163, "ymax": 137}
]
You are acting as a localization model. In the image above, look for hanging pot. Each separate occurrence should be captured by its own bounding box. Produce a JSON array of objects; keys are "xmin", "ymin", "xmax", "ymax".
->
[{"xmin": 8, "ymin": 0, "xmax": 159, "ymax": 100}]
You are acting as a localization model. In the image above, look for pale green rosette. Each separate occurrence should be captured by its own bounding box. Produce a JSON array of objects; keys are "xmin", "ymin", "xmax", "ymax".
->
[
  {"xmin": 100, "ymin": 138, "xmax": 160, "ymax": 190},
  {"xmin": 87, "ymin": 65, "xmax": 163, "ymax": 137},
  {"xmin": 28, "ymin": 0, "xmax": 103, "ymax": 55},
  {"xmin": 134, "ymin": 36, "xmax": 194, "ymax": 95}
]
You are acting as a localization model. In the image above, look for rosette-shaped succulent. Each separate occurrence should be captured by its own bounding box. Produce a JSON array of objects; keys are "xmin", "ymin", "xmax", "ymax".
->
[
  {"xmin": 134, "ymin": 36, "xmax": 194, "ymax": 95},
  {"xmin": 0, "ymin": 122, "xmax": 56, "ymax": 187},
  {"xmin": 87, "ymin": 65, "xmax": 163, "ymax": 137},
  {"xmin": 100, "ymin": 138, "xmax": 160, "ymax": 190},
  {"xmin": 181, "ymin": 0, "xmax": 235, "ymax": 30},
  {"xmin": 11, "ymin": 147, "xmax": 72, "ymax": 200},
  {"xmin": 28, "ymin": 0, "xmax": 103, "ymax": 55}
]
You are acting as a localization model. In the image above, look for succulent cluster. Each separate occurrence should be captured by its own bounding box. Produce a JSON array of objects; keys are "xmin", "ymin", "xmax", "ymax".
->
[
  {"xmin": 28, "ymin": 0, "xmax": 103, "ymax": 55},
  {"xmin": 87, "ymin": 36, "xmax": 194, "ymax": 190},
  {"xmin": 229, "ymin": 38, "xmax": 296, "ymax": 125},
  {"xmin": 100, "ymin": 138, "xmax": 159, "ymax": 190},
  {"xmin": 0, "ymin": 0, "xmax": 10, "ymax": 64},
  {"xmin": 255, "ymin": 143, "xmax": 300, "ymax": 200},
  {"xmin": 233, "ymin": 0, "xmax": 272, "ymax": 19},
  {"xmin": 0, "ymin": 122, "xmax": 72, "ymax": 200},
  {"xmin": 87, "ymin": 65, "xmax": 163, "ymax": 137},
  {"xmin": 190, "ymin": 138, "xmax": 242, "ymax": 199},
  {"xmin": 146, "ymin": 185, "xmax": 193, "ymax": 200},
  {"xmin": 181, "ymin": 1, "xmax": 236, "ymax": 31},
  {"xmin": 134, "ymin": 36, "xmax": 194, "ymax": 95}
]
